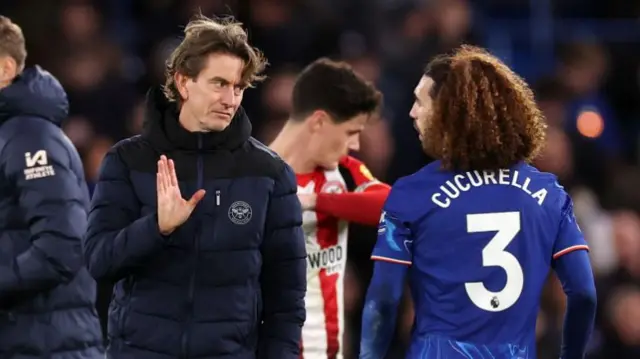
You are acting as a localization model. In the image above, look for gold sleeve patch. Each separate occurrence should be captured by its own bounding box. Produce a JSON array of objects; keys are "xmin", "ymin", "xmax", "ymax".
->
[{"xmin": 359, "ymin": 164, "xmax": 375, "ymax": 181}]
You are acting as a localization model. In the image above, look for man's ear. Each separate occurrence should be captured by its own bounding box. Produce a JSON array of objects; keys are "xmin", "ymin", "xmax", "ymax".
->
[
  {"xmin": 174, "ymin": 72, "xmax": 190, "ymax": 101},
  {"xmin": 0, "ymin": 55, "xmax": 18, "ymax": 85},
  {"xmin": 307, "ymin": 110, "xmax": 330, "ymax": 133}
]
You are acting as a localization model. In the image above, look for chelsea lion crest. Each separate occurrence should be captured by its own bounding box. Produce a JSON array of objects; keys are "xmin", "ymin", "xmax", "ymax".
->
[{"xmin": 228, "ymin": 201, "xmax": 252, "ymax": 225}]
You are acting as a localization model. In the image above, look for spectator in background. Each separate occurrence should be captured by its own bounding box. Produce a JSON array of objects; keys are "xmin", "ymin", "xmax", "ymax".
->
[
  {"xmin": 258, "ymin": 66, "xmax": 298, "ymax": 143},
  {"xmin": 533, "ymin": 71, "xmax": 612, "ymax": 197},
  {"xmin": 557, "ymin": 42, "xmax": 623, "ymax": 159},
  {"xmin": 0, "ymin": 16, "xmax": 103, "ymax": 358}
]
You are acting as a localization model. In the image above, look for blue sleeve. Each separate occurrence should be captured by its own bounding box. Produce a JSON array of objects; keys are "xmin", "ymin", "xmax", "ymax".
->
[
  {"xmin": 258, "ymin": 164, "xmax": 306, "ymax": 359},
  {"xmin": 552, "ymin": 194, "xmax": 589, "ymax": 261},
  {"xmin": 82, "ymin": 148, "xmax": 167, "ymax": 281},
  {"xmin": 370, "ymin": 186, "xmax": 413, "ymax": 266},
  {"xmin": 0, "ymin": 132, "xmax": 88, "ymax": 298},
  {"xmin": 551, "ymin": 193, "xmax": 596, "ymax": 359},
  {"xmin": 359, "ymin": 261, "xmax": 407, "ymax": 359},
  {"xmin": 553, "ymin": 250, "xmax": 597, "ymax": 359},
  {"xmin": 360, "ymin": 183, "xmax": 412, "ymax": 358}
]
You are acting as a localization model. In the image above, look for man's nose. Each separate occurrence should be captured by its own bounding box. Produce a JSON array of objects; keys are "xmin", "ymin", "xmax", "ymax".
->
[
  {"xmin": 409, "ymin": 105, "xmax": 417, "ymax": 119},
  {"xmin": 219, "ymin": 87, "xmax": 237, "ymax": 107}
]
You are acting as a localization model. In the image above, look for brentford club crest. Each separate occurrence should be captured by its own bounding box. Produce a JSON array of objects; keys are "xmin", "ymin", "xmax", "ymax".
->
[{"xmin": 321, "ymin": 181, "xmax": 346, "ymax": 194}]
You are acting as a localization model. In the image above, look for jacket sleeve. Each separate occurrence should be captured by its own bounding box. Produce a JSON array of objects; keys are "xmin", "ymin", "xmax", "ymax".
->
[
  {"xmin": 82, "ymin": 148, "xmax": 167, "ymax": 281},
  {"xmin": 258, "ymin": 163, "xmax": 307, "ymax": 359},
  {"xmin": 0, "ymin": 132, "xmax": 87, "ymax": 300}
]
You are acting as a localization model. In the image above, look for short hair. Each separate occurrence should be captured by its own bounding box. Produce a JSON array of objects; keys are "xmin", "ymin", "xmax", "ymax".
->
[
  {"xmin": 291, "ymin": 58, "xmax": 382, "ymax": 123},
  {"xmin": 422, "ymin": 45, "xmax": 547, "ymax": 171},
  {"xmin": 164, "ymin": 14, "xmax": 267, "ymax": 102},
  {"xmin": 0, "ymin": 16, "xmax": 26, "ymax": 73}
]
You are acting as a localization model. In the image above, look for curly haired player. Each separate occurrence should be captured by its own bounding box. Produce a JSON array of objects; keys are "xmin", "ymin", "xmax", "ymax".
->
[
  {"xmin": 360, "ymin": 46, "xmax": 596, "ymax": 359},
  {"xmin": 270, "ymin": 58, "xmax": 390, "ymax": 359}
]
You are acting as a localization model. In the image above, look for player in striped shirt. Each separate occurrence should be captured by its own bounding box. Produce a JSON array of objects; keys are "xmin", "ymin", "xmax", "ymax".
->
[{"xmin": 270, "ymin": 58, "xmax": 390, "ymax": 359}]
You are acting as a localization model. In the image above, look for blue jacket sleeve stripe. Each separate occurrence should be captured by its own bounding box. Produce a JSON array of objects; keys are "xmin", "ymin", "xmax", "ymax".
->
[
  {"xmin": 83, "ymin": 149, "xmax": 166, "ymax": 281},
  {"xmin": 258, "ymin": 164, "xmax": 306, "ymax": 359},
  {"xmin": 0, "ymin": 134, "xmax": 87, "ymax": 297}
]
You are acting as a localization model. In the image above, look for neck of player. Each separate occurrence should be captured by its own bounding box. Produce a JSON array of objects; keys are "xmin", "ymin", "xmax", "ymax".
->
[{"xmin": 269, "ymin": 120, "xmax": 317, "ymax": 174}]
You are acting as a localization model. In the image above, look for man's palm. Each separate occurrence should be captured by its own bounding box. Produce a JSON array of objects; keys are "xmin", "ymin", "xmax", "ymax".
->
[{"xmin": 157, "ymin": 155, "xmax": 205, "ymax": 235}]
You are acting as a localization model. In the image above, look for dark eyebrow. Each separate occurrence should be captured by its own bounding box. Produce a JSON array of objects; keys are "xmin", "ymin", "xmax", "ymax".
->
[
  {"xmin": 210, "ymin": 76, "xmax": 247, "ymax": 89},
  {"xmin": 210, "ymin": 76, "xmax": 231, "ymax": 85}
]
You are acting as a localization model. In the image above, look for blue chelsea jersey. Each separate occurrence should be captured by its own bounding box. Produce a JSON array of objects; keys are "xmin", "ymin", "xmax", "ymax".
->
[{"xmin": 371, "ymin": 161, "xmax": 587, "ymax": 358}]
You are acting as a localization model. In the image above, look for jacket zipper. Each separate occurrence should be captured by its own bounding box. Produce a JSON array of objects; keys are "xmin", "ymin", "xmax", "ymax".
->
[{"xmin": 181, "ymin": 135, "xmax": 205, "ymax": 358}]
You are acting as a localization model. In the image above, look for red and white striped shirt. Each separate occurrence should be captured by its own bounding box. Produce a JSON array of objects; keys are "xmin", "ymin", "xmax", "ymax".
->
[{"xmin": 296, "ymin": 156, "xmax": 387, "ymax": 359}]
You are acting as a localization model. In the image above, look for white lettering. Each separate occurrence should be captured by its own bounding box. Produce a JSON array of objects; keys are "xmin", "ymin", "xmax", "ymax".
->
[
  {"xmin": 483, "ymin": 171, "xmax": 497, "ymax": 184},
  {"xmin": 441, "ymin": 181, "xmax": 460, "ymax": 199},
  {"xmin": 468, "ymin": 171, "xmax": 483, "ymax": 187},
  {"xmin": 521, "ymin": 177, "xmax": 532, "ymax": 194},
  {"xmin": 430, "ymin": 169, "xmax": 547, "ymax": 208},
  {"xmin": 454, "ymin": 174, "xmax": 470, "ymax": 191},
  {"xmin": 532, "ymin": 189, "xmax": 548, "ymax": 205},
  {"xmin": 23, "ymin": 165, "xmax": 55, "ymax": 180},
  {"xmin": 432, "ymin": 193, "xmax": 451, "ymax": 208},
  {"xmin": 511, "ymin": 170, "xmax": 522, "ymax": 189},
  {"xmin": 498, "ymin": 169, "xmax": 509, "ymax": 185}
]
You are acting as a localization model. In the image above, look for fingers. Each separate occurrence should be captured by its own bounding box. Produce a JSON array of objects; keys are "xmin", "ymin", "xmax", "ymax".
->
[
  {"xmin": 157, "ymin": 155, "xmax": 166, "ymax": 194},
  {"xmin": 157, "ymin": 169, "xmax": 164, "ymax": 195},
  {"xmin": 187, "ymin": 189, "xmax": 206, "ymax": 207},
  {"xmin": 168, "ymin": 158, "xmax": 179, "ymax": 187},
  {"xmin": 157, "ymin": 155, "xmax": 172, "ymax": 194}
]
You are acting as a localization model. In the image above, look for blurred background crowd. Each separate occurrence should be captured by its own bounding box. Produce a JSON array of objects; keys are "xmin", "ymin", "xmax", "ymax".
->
[{"xmin": 2, "ymin": 0, "xmax": 640, "ymax": 357}]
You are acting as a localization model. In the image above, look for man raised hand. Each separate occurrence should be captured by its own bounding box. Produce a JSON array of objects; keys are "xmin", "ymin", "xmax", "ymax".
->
[
  {"xmin": 83, "ymin": 14, "xmax": 305, "ymax": 359},
  {"xmin": 156, "ymin": 155, "xmax": 205, "ymax": 235}
]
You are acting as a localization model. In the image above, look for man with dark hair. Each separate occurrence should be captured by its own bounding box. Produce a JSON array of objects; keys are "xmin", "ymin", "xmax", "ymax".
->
[
  {"xmin": 83, "ymin": 15, "xmax": 306, "ymax": 359},
  {"xmin": 270, "ymin": 58, "xmax": 389, "ymax": 359},
  {"xmin": 0, "ymin": 15, "xmax": 103, "ymax": 358},
  {"xmin": 360, "ymin": 45, "xmax": 596, "ymax": 359}
]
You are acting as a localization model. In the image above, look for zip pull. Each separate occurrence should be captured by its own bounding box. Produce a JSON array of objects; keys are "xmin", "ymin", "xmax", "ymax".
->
[{"xmin": 215, "ymin": 190, "xmax": 221, "ymax": 206}]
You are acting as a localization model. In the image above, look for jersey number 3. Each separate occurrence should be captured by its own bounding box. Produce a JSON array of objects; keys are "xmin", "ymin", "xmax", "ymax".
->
[{"xmin": 465, "ymin": 211, "xmax": 523, "ymax": 312}]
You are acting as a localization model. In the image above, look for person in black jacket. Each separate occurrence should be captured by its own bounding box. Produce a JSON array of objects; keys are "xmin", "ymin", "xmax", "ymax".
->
[
  {"xmin": 83, "ymin": 15, "xmax": 307, "ymax": 359},
  {"xmin": 0, "ymin": 16, "xmax": 104, "ymax": 358}
]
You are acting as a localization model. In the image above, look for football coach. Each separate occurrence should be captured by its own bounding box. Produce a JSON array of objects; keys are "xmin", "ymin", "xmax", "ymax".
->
[{"xmin": 82, "ymin": 15, "xmax": 307, "ymax": 359}]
